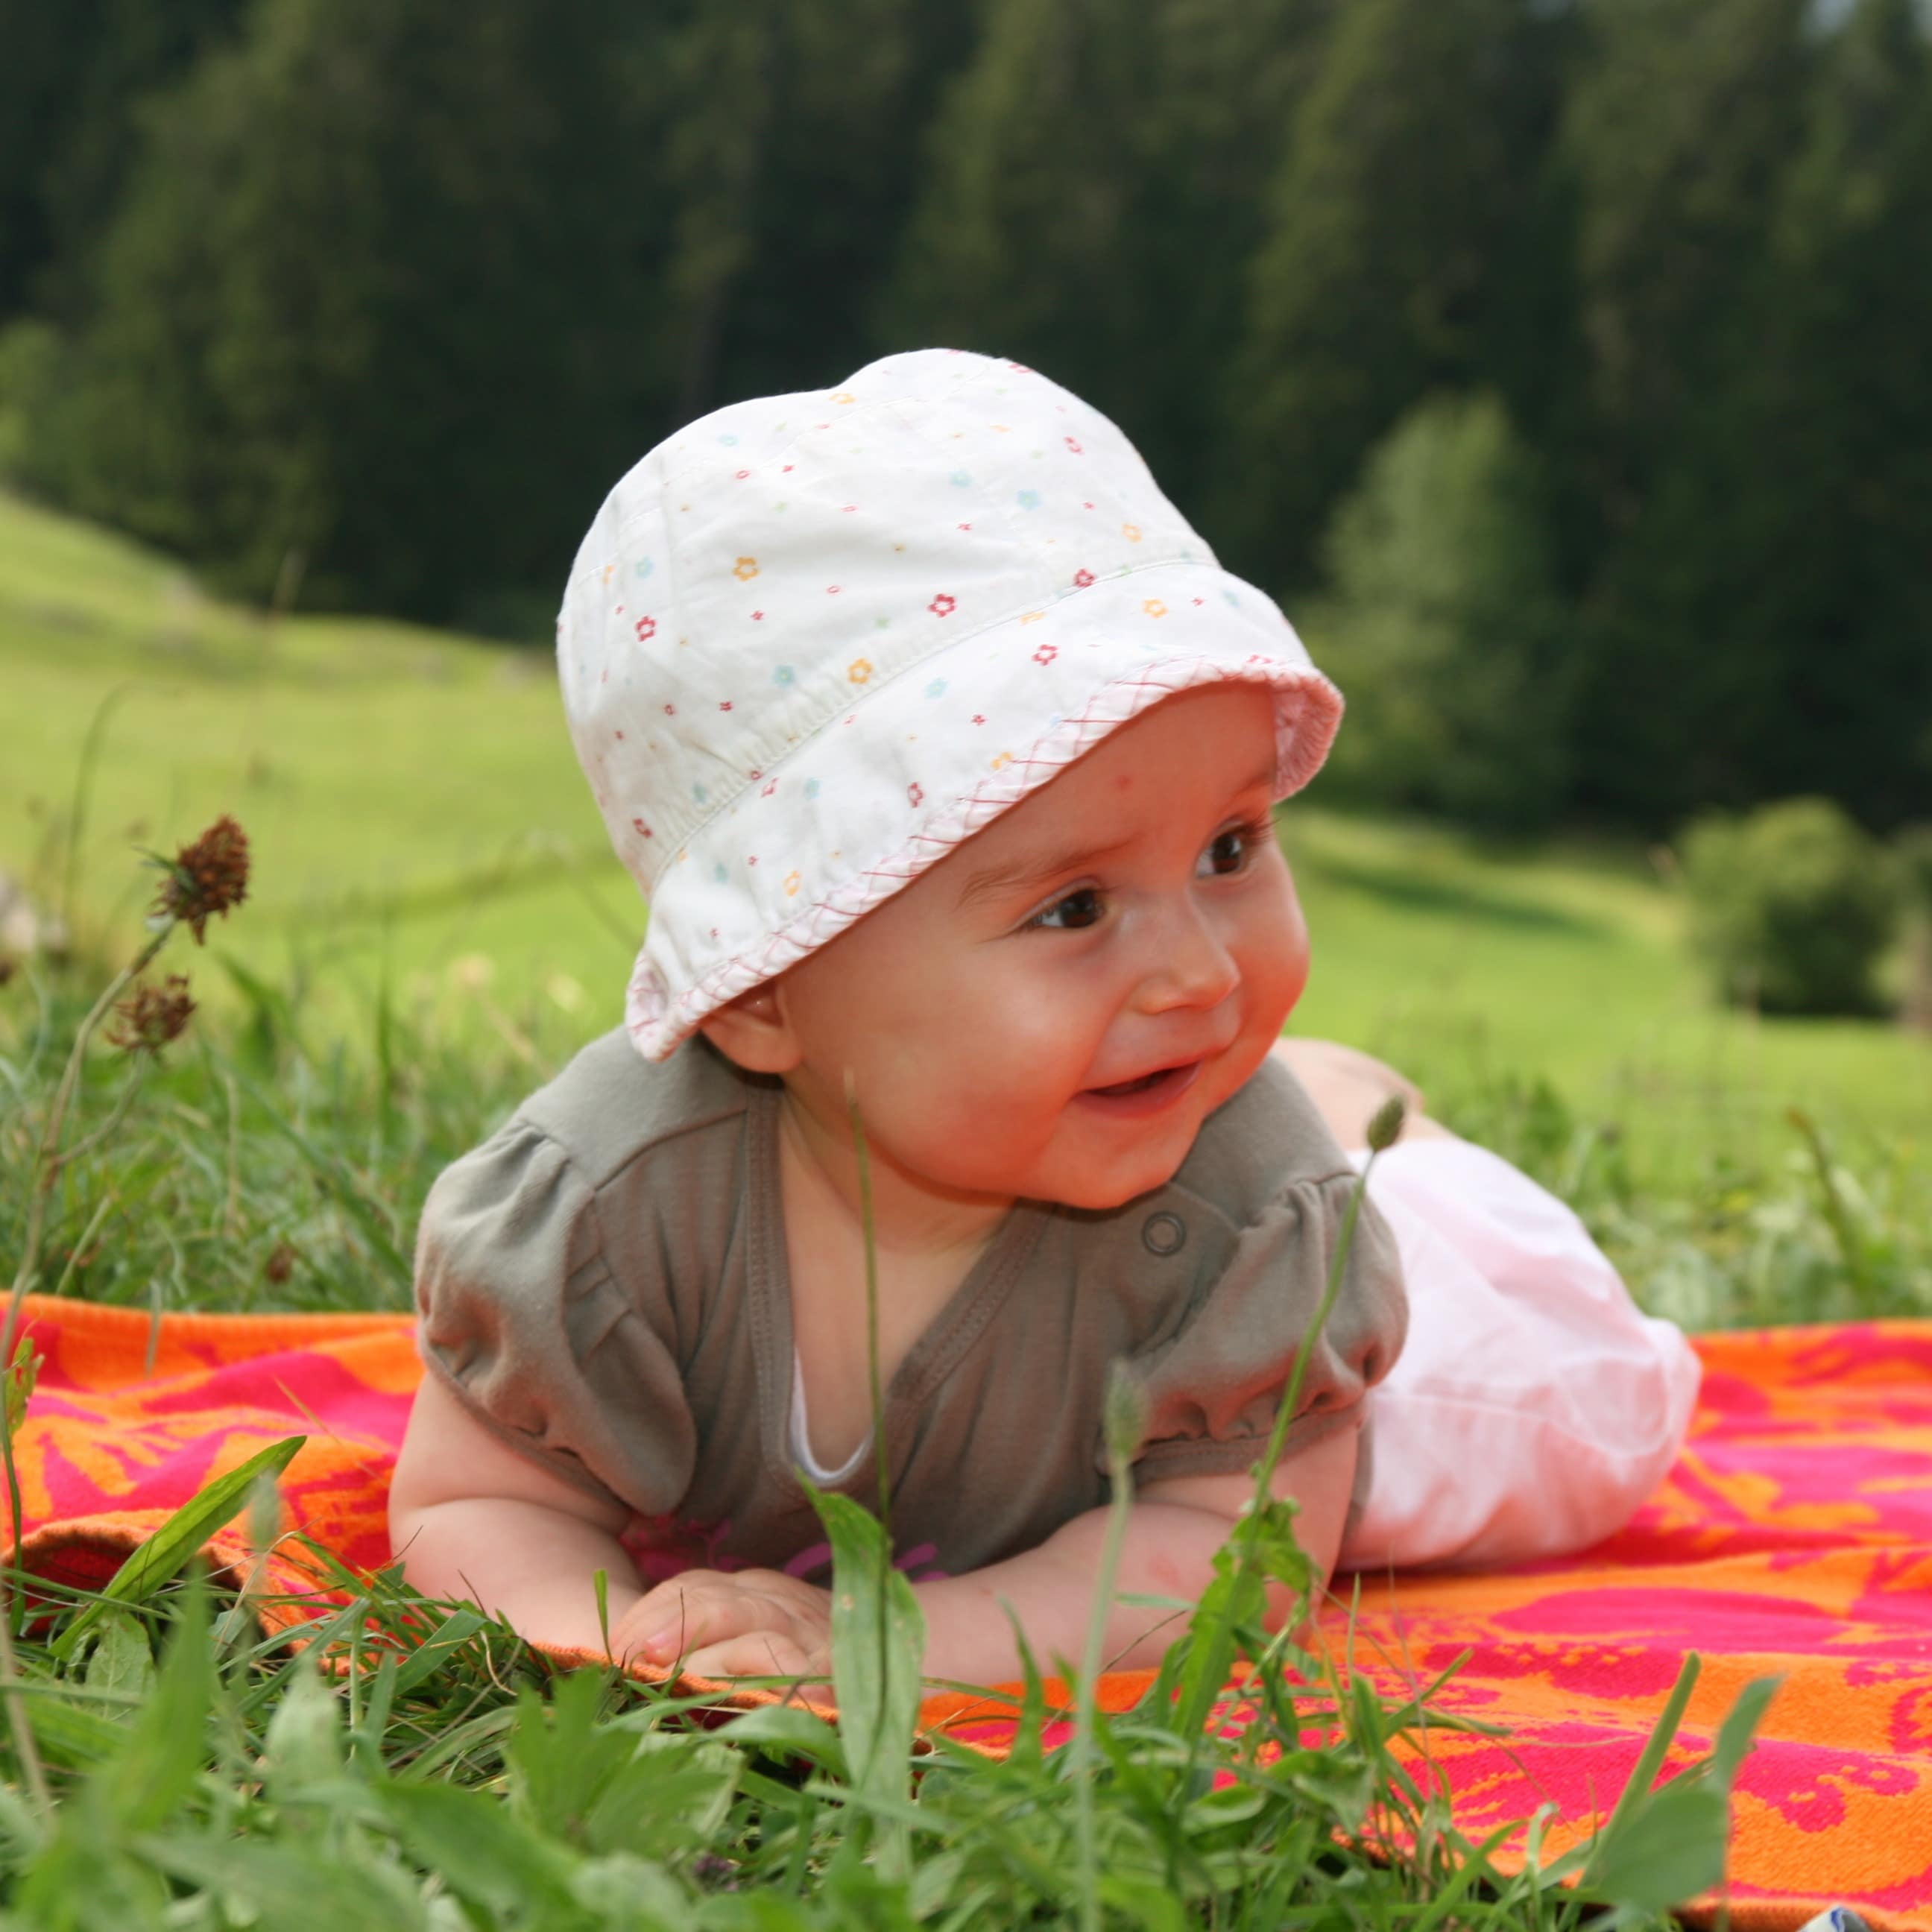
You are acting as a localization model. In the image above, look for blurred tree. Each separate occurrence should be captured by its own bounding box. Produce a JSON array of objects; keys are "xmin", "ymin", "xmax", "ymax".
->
[
  {"xmin": 1561, "ymin": 0, "xmax": 1811, "ymax": 519},
  {"xmin": 886, "ymin": 0, "xmax": 1335, "ymax": 522},
  {"xmin": 0, "ymin": 0, "xmax": 246, "ymax": 323},
  {"xmin": 1556, "ymin": 0, "xmax": 1811, "ymax": 825},
  {"xmin": 32, "ymin": 0, "xmax": 967, "ymax": 625},
  {"xmin": 37, "ymin": 0, "xmax": 679, "ymax": 625},
  {"xmin": 1307, "ymin": 391, "xmax": 1573, "ymax": 830},
  {"xmin": 1900, "ymin": 823, "xmax": 1932, "ymax": 1030},
  {"xmin": 6, "ymin": 0, "xmax": 1926, "ymax": 839},
  {"xmin": 1216, "ymin": 0, "xmax": 1564, "ymax": 589},
  {"xmin": 1679, "ymin": 797, "xmax": 1901, "ymax": 1016},
  {"xmin": 695, "ymin": 0, "xmax": 976, "ymax": 408},
  {"xmin": 1566, "ymin": 0, "xmax": 1932, "ymax": 830}
]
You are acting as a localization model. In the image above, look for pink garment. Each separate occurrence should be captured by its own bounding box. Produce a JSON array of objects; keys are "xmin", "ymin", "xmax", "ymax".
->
[{"xmin": 1339, "ymin": 1138, "xmax": 1701, "ymax": 1573}]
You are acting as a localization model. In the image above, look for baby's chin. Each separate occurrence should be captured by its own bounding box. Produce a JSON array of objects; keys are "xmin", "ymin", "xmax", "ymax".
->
[{"xmin": 1030, "ymin": 1115, "xmax": 1211, "ymax": 1212}]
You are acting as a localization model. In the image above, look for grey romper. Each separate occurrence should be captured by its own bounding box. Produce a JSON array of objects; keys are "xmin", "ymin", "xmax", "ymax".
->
[{"xmin": 414, "ymin": 1032, "xmax": 1407, "ymax": 1579}]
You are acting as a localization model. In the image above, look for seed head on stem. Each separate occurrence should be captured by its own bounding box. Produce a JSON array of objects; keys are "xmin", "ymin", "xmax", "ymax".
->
[
  {"xmin": 148, "ymin": 814, "xmax": 250, "ymax": 944},
  {"xmin": 107, "ymin": 974, "xmax": 196, "ymax": 1057}
]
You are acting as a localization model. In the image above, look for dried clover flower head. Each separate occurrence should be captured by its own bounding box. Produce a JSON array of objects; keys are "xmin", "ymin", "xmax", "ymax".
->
[
  {"xmin": 109, "ymin": 974, "xmax": 196, "ymax": 1056},
  {"xmin": 151, "ymin": 815, "xmax": 250, "ymax": 943}
]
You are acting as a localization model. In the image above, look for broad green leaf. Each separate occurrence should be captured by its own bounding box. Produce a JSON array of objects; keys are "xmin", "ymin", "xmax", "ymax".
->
[
  {"xmin": 95, "ymin": 1574, "xmax": 214, "ymax": 1834},
  {"xmin": 506, "ymin": 1673, "xmax": 607, "ymax": 1840},
  {"xmin": 376, "ymin": 1776, "xmax": 580, "ymax": 1919},
  {"xmin": 81, "ymin": 1608, "xmax": 154, "ymax": 1703},
  {"xmin": 1547, "ymin": 1652, "xmax": 1702, "ymax": 1883},
  {"xmin": 569, "ymin": 1851, "xmax": 691, "ymax": 1929},
  {"xmin": 0, "ymin": 1784, "xmax": 45, "ymax": 1865},
  {"xmin": 20, "ymin": 1694, "xmax": 124, "ymax": 1772},
  {"xmin": 1707, "ymin": 1673, "xmax": 1780, "ymax": 1788},
  {"xmin": 584, "ymin": 1735, "xmax": 739, "ymax": 1862},
  {"xmin": 1582, "ymin": 1782, "xmax": 1731, "ymax": 1910},
  {"xmin": 139, "ymin": 1831, "xmax": 431, "ymax": 1932},
  {"xmin": 717, "ymin": 1702, "xmax": 850, "ymax": 1778},
  {"xmin": 262, "ymin": 1652, "xmax": 347, "ymax": 1802},
  {"xmin": 1575, "ymin": 1667, "xmax": 1776, "ymax": 1911},
  {"xmin": 389, "ymin": 1606, "xmax": 489, "ymax": 1695},
  {"xmin": 804, "ymin": 1481, "xmax": 924, "ymax": 1867},
  {"xmin": 53, "ymin": 1434, "xmax": 305, "ymax": 1661},
  {"xmin": 1096, "ymin": 1874, "xmax": 1190, "ymax": 1932},
  {"xmin": 13, "ymin": 1824, "xmax": 173, "ymax": 1931},
  {"xmin": 509, "ymin": 1671, "xmax": 738, "ymax": 1863}
]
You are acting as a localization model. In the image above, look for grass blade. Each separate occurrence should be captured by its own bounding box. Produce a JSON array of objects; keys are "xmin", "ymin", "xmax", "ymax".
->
[{"xmin": 51, "ymin": 1433, "xmax": 305, "ymax": 1661}]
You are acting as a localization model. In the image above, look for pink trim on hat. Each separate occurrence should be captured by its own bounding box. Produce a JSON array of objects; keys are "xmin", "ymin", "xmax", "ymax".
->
[{"xmin": 625, "ymin": 655, "xmax": 1339, "ymax": 1059}]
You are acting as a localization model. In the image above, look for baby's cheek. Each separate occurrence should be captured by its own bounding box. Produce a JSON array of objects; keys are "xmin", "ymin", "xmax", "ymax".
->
[{"xmin": 1240, "ymin": 880, "xmax": 1310, "ymax": 1027}]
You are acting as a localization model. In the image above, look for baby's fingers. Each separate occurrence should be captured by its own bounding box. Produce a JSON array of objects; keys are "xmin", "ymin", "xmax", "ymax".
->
[
  {"xmin": 683, "ymin": 1631, "xmax": 820, "ymax": 1683},
  {"xmin": 620, "ymin": 1574, "xmax": 767, "ymax": 1667}
]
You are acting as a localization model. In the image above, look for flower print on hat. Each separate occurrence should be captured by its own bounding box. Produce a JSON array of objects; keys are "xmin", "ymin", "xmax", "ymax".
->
[{"xmin": 555, "ymin": 348, "xmax": 1342, "ymax": 1061}]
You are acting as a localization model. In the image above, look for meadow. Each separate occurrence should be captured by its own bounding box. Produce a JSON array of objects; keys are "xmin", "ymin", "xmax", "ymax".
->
[
  {"xmin": 7, "ymin": 491, "xmax": 1926, "ymax": 1149},
  {"xmin": 2, "ymin": 490, "xmax": 1930, "ymax": 1922}
]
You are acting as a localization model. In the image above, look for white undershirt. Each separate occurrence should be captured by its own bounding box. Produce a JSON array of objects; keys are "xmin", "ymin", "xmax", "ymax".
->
[{"xmin": 788, "ymin": 1351, "xmax": 868, "ymax": 1485}]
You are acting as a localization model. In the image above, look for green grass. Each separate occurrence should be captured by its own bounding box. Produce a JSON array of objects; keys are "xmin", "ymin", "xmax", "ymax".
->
[
  {"xmin": 3, "ymin": 493, "xmax": 1926, "ymax": 1919},
  {"xmin": 0, "ymin": 926, "xmax": 1780, "ymax": 1928},
  {"xmin": 5, "ymin": 488, "xmax": 1928, "ymax": 1199}
]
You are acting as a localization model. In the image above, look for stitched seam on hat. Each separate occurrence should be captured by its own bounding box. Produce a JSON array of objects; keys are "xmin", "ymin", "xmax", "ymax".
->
[
  {"xmin": 643, "ymin": 552, "xmax": 1258, "ymax": 894},
  {"xmin": 629, "ymin": 658, "xmax": 1339, "ymax": 1054},
  {"xmin": 648, "ymin": 663, "xmax": 1333, "ymax": 1037}
]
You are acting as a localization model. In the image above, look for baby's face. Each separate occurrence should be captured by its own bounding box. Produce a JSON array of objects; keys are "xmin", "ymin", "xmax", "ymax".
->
[{"xmin": 771, "ymin": 684, "xmax": 1310, "ymax": 1210}]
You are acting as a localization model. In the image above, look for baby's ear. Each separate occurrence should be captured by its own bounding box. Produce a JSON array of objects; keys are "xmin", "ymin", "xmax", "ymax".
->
[{"xmin": 696, "ymin": 982, "xmax": 801, "ymax": 1075}]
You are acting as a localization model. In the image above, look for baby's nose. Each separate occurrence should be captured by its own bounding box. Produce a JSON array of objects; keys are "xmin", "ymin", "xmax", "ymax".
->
[{"xmin": 1137, "ymin": 899, "xmax": 1240, "ymax": 1011}]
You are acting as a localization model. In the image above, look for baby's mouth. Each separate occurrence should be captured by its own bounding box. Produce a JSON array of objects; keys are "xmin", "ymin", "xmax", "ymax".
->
[{"xmin": 1085, "ymin": 1061, "xmax": 1196, "ymax": 1099}]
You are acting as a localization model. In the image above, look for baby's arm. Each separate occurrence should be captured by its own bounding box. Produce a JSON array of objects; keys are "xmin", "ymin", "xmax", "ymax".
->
[
  {"xmin": 918, "ymin": 1422, "xmax": 1358, "ymax": 1683},
  {"xmin": 389, "ymin": 1372, "xmax": 643, "ymax": 1654},
  {"xmin": 625, "ymin": 1422, "xmax": 1358, "ymax": 1685}
]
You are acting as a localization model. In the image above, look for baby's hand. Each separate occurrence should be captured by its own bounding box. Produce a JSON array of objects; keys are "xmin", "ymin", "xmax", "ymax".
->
[{"xmin": 611, "ymin": 1568, "xmax": 833, "ymax": 1683}]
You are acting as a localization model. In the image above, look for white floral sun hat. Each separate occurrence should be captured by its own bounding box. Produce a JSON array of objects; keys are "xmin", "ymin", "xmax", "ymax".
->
[{"xmin": 556, "ymin": 348, "xmax": 1343, "ymax": 1061}]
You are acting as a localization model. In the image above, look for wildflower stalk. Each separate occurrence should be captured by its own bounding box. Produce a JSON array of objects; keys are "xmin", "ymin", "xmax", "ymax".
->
[
  {"xmin": 0, "ymin": 928, "xmax": 167, "ymax": 1633},
  {"xmin": 1, "ymin": 815, "xmax": 248, "ymax": 1635},
  {"xmin": 3, "ymin": 926, "xmax": 170, "ymax": 1344},
  {"xmin": 0, "ymin": 1587, "xmax": 51, "ymax": 1821}
]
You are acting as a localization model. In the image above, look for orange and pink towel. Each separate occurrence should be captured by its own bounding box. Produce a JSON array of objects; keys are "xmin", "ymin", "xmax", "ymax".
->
[{"xmin": 8, "ymin": 1294, "xmax": 1932, "ymax": 1928}]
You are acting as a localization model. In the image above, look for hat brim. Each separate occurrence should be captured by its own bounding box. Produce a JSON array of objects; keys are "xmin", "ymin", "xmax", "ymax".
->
[{"xmin": 625, "ymin": 557, "xmax": 1340, "ymax": 1060}]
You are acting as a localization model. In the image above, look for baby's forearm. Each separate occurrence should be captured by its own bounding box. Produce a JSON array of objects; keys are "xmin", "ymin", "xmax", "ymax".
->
[
  {"xmin": 914, "ymin": 1498, "xmax": 1269, "ymax": 1686},
  {"xmin": 393, "ymin": 1497, "xmax": 641, "ymax": 1655}
]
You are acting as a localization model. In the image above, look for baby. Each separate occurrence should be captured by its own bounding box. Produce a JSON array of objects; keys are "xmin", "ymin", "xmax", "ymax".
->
[{"xmin": 390, "ymin": 351, "xmax": 1698, "ymax": 1685}]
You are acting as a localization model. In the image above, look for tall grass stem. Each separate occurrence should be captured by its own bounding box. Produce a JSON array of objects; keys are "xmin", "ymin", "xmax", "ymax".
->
[{"xmin": 842, "ymin": 1074, "xmax": 892, "ymax": 1538}]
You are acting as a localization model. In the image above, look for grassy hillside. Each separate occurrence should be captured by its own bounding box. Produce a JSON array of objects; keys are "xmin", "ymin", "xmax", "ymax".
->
[{"xmin": 4, "ymin": 488, "xmax": 1927, "ymax": 1192}]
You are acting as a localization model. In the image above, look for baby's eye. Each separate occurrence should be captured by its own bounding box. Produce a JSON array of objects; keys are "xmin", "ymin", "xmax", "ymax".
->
[
  {"xmin": 1198, "ymin": 817, "xmax": 1271, "ymax": 878},
  {"xmin": 1027, "ymin": 886, "xmax": 1105, "ymax": 932}
]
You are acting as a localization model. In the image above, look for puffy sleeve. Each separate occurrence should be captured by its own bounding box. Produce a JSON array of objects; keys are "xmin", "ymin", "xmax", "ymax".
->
[
  {"xmin": 1125, "ymin": 1169, "xmax": 1407, "ymax": 1483},
  {"xmin": 413, "ymin": 1117, "xmax": 697, "ymax": 1516}
]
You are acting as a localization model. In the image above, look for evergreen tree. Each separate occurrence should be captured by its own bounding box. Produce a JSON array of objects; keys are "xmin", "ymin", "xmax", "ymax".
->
[
  {"xmin": 1307, "ymin": 391, "xmax": 1573, "ymax": 830},
  {"xmin": 887, "ymin": 0, "xmax": 1332, "ymax": 518},
  {"xmin": 661, "ymin": 0, "xmax": 969, "ymax": 414},
  {"xmin": 1714, "ymin": 0, "xmax": 1932, "ymax": 828},
  {"xmin": 1567, "ymin": 0, "xmax": 1932, "ymax": 828},
  {"xmin": 40, "ymin": 0, "xmax": 680, "ymax": 625},
  {"xmin": 36, "ymin": 0, "xmax": 967, "ymax": 621},
  {"xmin": 1219, "ymin": 0, "xmax": 1562, "ymax": 590},
  {"xmin": 0, "ymin": 0, "xmax": 246, "ymax": 322},
  {"xmin": 1559, "ymin": 0, "xmax": 1812, "ymax": 521}
]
